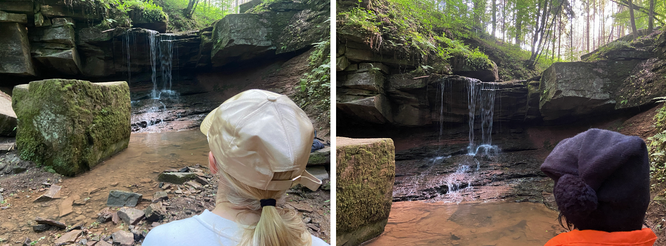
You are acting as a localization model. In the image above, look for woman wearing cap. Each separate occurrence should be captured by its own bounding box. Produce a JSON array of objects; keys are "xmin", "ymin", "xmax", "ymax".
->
[
  {"xmin": 143, "ymin": 89, "xmax": 329, "ymax": 246},
  {"xmin": 541, "ymin": 128, "xmax": 657, "ymax": 246}
]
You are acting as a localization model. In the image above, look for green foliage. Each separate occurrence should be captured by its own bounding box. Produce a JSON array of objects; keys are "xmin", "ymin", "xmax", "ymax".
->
[
  {"xmin": 295, "ymin": 40, "xmax": 330, "ymax": 127},
  {"xmin": 338, "ymin": 0, "xmax": 493, "ymax": 73},
  {"xmin": 613, "ymin": 0, "xmax": 666, "ymax": 32},
  {"xmin": 583, "ymin": 40, "xmax": 636, "ymax": 62},
  {"xmin": 156, "ymin": 0, "xmax": 229, "ymax": 31},
  {"xmin": 649, "ymin": 105, "xmax": 666, "ymax": 185},
  {"xmin": 468, "ymin": 33, "xmax": 547, "ymax": 80}
]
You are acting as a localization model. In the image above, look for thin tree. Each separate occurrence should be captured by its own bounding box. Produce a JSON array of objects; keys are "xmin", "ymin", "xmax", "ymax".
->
[
  {"xmin": 628, "ymin": 0, "xmax": 637, "ymax": 39},
  {"xmin": 648, "ymin": 0, "xmax": 654, "ymax": 32},
  {"xmin": 492, "ymin": 0, "xmax": 497, "ymax": 37}
]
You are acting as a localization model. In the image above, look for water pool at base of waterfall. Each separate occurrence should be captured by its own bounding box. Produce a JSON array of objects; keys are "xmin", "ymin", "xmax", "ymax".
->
[{"xmin": 365, "ymin": 201, "xmax": 561, "ymax": 246}]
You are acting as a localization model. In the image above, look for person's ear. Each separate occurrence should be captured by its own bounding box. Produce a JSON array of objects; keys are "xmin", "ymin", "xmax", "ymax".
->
[{"xmin": 208, "ymin": 151, "xmax": 218, "ymax": 174}]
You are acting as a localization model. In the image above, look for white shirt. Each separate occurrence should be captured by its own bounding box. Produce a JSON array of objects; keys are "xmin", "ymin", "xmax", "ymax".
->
[{"xmin": 143, "ymin": 209, "xmax": 330, "ymax": 246}]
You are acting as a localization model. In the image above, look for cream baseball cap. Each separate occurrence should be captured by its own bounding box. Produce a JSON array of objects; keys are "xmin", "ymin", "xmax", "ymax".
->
[{"xmin": 200, "ymin": 89, "xmax": 322, "ymax": 191}]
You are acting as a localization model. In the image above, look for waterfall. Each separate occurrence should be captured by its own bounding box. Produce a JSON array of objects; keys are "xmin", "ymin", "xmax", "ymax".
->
[
  {"xmin": 466, "ymin": 79, "xmax": 500, "ymax": 156},
  {"xmin": 447, "ymin": 164, "xmax": 471, "ymax": 193},
  {"xmin": 159, "ymin": 34, "xmax": 174, "ymax": 95},
  {"xmin": 467, "ymin": 78, "xmax": 477, "ymax": 152},
  {"xmin": 124, "ymin": 29, "xmax": 132, "ymax": 83},
  {"xmin": 148, "ymin": 30, "xmax": 158, "ymax": 99},
  {"xmin": 145, "ymin": 32, "xmax": 177, "ymax": 100}
]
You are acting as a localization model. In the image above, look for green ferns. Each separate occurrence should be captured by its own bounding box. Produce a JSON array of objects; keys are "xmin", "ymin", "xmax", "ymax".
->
[
  {"xmin": 649, "ymin": 105, "xmax": 666, "ymax": 185},
  {"xmin": 337, "ymin": 0, "xmax": 492, "ymax": 73},
  {"xmin": 295, "ymin": 40, "xmax": 330, "ymax": 127},
  {"xmin": 117, "ymin": 0, "xmax": 168, "ymax": 23}
]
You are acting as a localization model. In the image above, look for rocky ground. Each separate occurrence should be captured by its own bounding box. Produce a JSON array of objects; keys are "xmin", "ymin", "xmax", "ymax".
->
[{"xmin": 0, "ymin": 154, "xmax": 330, "ymax": 245}]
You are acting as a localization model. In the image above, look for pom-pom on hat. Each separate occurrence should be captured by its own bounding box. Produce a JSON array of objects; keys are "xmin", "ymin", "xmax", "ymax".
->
[
  {"xmin": 540, "ymin": 128, "xmax": 650, "ymax": 232},
  {"xmin": 200, "ymin": 89, "xmax": 322, "ymax": 191}
]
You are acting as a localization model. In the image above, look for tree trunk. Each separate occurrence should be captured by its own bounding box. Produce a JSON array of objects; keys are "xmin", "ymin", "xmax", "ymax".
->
[
  {"xmin": 585, "ymin": 0, "xmax": 590, "ymax": 52},
  {"xmin": 558, "ymin": 14, "xmax": 562, "ymax": 61},
  {"xmin": 570, "ymin": 0, "xmax": 574, "ymax": 61},
  {"xmin": 185, "ymin": 0, "xmax": 200, "ymax": 17},
  {"xmin": 648, "ymin": 0, "xmax": 654, "ymax": 32},
  {"xmin": 629, "ymin": 0, "xmax": 638, "ymax": 39},
  {"xmin": 493, "ymin": 0, "xmax": 497, "ymax": 37}
]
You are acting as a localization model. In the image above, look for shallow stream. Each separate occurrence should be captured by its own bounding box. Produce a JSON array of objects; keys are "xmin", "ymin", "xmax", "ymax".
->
[{"xmin": 366, "ymin": 201, "xmax": 561, "ymax": 246}]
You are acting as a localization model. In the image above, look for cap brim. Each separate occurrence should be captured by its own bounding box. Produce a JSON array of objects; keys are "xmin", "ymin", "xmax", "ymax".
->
[
  {"xmin": 297, "ymin": 170, "xmax": 322, "ymax": 191},
  {"xmin": 200, "ymin": 107, "xmax": 219, "ymax": 136}
]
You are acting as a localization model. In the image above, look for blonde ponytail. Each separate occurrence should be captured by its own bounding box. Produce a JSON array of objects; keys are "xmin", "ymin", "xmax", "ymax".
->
[{"xmin": 216, "ymin": 170, "xmax": 312, "ymax": 246}]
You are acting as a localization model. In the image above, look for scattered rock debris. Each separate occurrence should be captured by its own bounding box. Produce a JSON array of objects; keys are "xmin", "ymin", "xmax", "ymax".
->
[{"xmin": 0, "ymin": 161, "xmax": 330, "ymax": 245}]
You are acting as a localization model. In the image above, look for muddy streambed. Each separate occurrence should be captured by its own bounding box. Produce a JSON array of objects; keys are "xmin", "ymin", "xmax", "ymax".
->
[
  {"xmin": 0, "ymin": 130, "xmax": 330, "ymax": 244},
  {"xmin": 366, "ymin": 201, "xmax": 561, "ymax": 246}
]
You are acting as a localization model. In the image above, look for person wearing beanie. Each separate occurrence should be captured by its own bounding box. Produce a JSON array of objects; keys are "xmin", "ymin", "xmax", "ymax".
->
[
  {"xmin": 541, "ymin": 128, "xmax": 657, "ymax": 246},
  {"xmin": 143, "ymin": 89, "xmax": 329, "ymax": 246}
]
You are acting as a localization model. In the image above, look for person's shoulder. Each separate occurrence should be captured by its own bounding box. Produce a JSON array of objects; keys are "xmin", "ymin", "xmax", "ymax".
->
[
  {"xmin": 142, "ymin": 217, "xmax": 205, "ymax": 246},
  {"xmin": 310, "ymin": 235, "xmax": 330, "ymax": 246}
]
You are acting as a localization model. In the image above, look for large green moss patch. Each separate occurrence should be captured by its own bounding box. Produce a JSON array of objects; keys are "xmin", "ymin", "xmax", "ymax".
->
[
  {"xmin": 336, "ymin": 137, "xmax": 395, "ymax": 245},
  {"xmin": 12, "ymin": 79, "xmax": 131, "ymax": 176}
]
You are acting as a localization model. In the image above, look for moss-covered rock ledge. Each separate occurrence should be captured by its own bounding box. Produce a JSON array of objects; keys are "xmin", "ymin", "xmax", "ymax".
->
[
  {"xmin": 336, "ymin": 137, "xmax": 395, "ymax": 246},
  {"xmin": 12, "ymin": 79, "xmax": 131, "ymax": 176}
]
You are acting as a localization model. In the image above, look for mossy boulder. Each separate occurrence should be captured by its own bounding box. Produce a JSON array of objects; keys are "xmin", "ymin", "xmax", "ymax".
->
[
  {"xmin": 539, "ymin": 62, "xmax": 617, "ymax": 121},
  {"xmin": 275, "ymin": 0, "xmax": 329, "ymax": 54},
  {"xmin": 211, "ymin": 0, "xmax": 324, "ymax": 67},
  {"xmin": 12, "ymin": 79, "xmax": 131, "ymax": 176},
  {"xmin": 336, "ymin": 137, "xmax": 395, "ymax": 246},
  {"xmin": 210, "ymin": 14, "xmax": 273, "ymax": 67}
]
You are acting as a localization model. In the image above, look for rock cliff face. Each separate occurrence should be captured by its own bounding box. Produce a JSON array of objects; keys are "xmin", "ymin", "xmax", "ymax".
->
[
  {"xmin": 339, "ymin": 29, "xmax": 666, "ymax": 127},
  {"xmin": 12, "ymin": 79, "xmax": 131, "ymax": 176},
  {"xmin": 0, "ymin": 0, "xmax": 329, "ymax": 89}
]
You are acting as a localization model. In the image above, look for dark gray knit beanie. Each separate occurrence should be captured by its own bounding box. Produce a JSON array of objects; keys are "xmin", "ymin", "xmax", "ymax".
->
[{"xmin": 540, "ymin": 128, "xmax": 650, "ymax": 232}]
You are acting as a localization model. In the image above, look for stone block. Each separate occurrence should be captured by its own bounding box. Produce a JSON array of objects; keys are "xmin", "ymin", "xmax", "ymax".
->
[
  {"xmin": 341, "ymin": 71, "xmax": 384, "ymax": 92},
  {"xmin": 158, "ymin": 172, "xmax": 197, "ymax": 184},
  {"xmin": 211, "ymin": 14, "xmax": 273, "ymax": 67},
  {"xmin": 117, "ymin": 207, "xmax": 145, "ymax": 225},
  {"xmin": 0, "ymin": 11, "xmax": 27, "ymax": 23},
  {"xmin": 307, "ymin": 146, "xmax": 329, "ymax": 166},
  {"xmin": 539, "ymin": 62, "xmax": 616, "ymax": 121},
  {"xmin": 336, "ymin": 137, "xmax": 395, "ymax": 246},
  {"xmin": 107, "ymin": 190, "xmax": 142, "ymax": 207},
  {"xmin": 0, "ymin": 91, "xmax": 17, "ymax": 136},
  {"xmin": 0, "ymin": 2, "xmax": 33, "ymax": 14},
  {"xmin": 32, "ymin": 47, "xmax": 82, "ymax": 75},
  {"xmin": 30, "ymin": 25, "xmax": 76, "ymax": 46},
  {"xmin": 12, "ymin": 80, "xmax": 130, "ymax": 175},
  {"xmin": 0, "ymin": 23, "xmax": 35, "ymax": 76},
  {"xmin": 111, "ymin": 230, "xmax": 134, "ymax": 246}
]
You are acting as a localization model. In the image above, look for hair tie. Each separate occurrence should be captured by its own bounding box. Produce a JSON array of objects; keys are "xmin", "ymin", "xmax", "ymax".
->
[{"xmin": 260, "ymin": 199, "xmax": 276, "ymax": 207}]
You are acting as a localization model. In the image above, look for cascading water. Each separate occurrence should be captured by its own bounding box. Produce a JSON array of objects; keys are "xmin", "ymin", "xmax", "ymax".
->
[
  {"xmin": 148, "ymin": 30, "xmax": 159, "ymax": 99},
  {"xmin": 146, "ymin": 32, "xmax": 177, "ymax": 100},
  {"xmin": 466, "ymin": 79, "xmax": 500, "ymax": 156},
  {"xmin": 125, "ymin": 29, "xmax": 132, "ymax": 83},
  {"xmin": 442, "ymin": 78, "xmax": 500, "ymax": 203},
  {"xmin": 159, "ymin": 33, "xmax": 176, "ymax": 97},
  {"xmin": 129, "ymin": 29, "xmax": 180, "ymax": 133}
]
